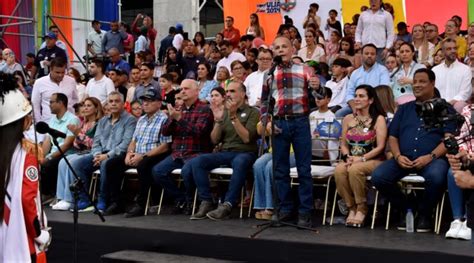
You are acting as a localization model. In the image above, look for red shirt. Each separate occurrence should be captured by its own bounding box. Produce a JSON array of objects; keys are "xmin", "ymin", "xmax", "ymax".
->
[{"xmin": 221, "ymin": 26, "xmax": 241, "ymax": 49}]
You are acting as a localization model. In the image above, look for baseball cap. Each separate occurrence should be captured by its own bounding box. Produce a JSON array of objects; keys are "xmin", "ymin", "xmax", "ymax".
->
[
  {"xmin": 139, "ymin": 89, "xmax": 162, "ymax": 101},
  {"xmin": 44, "ymin": 32, "xmax": 57, "ymax": 40},
  {"xmin": 176, "ymin": 23, "xmax": 183, "ymax": 30}
]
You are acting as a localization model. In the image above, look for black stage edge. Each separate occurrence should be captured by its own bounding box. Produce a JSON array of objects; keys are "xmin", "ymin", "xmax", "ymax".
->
[{"xmin": 45, "ymin": 211, "xmax": 474, "ymax": 263}]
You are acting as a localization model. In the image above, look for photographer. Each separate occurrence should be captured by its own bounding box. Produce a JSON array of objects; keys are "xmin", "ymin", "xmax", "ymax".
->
[
  {"xmin": 371, "ymin": 68, "xmax": 457, "ymax": 233},
  {"xmin": 446, "ymin": 105, "xmax": 474, "ymax": 240}
]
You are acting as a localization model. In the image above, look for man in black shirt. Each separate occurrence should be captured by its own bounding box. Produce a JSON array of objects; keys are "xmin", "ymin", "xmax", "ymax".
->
[{"xmin": 32, "ymin": 32, "xmax": 68, "ymax": 78}]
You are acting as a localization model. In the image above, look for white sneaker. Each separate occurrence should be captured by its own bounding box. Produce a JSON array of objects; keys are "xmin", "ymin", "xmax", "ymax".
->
[
  {"xmin": 445, "ymin": 219, "xmax": 462, "ymax": 239},
  {"xmin": 52, "ymin": 200, "xmax": 72, "ymax": 211},
  {"xmin": 457, "ymin": 221, "xmax": 472, "ymax": 240}
]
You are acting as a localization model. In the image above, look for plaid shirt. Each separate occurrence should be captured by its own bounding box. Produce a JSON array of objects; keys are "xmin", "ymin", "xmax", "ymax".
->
[
  {"xmin": 133, "ymin": 111, "xmax": 172, "ymax": 154},
  {"xmin": 260, "ymin": 62, "xmax": 315, "ymax": 118},
  {"xmin": 162, "ymin": 100, "xmax": 214, "ymax": 160}
]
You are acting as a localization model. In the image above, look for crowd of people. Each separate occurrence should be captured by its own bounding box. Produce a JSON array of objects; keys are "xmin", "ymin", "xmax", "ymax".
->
[{"xmin": 3, "ymin": 2, "xmax": 474, "ymax": 254}]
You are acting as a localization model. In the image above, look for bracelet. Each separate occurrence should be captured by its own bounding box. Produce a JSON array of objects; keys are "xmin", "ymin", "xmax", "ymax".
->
[{"xmin": 395, "ymin": 154, "xmax": 401, "ymax": 161}]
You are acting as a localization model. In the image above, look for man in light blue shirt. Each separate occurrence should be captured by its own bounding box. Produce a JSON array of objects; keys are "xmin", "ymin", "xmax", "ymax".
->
[
  {"xmin": 336, "ymin": 44, "xmax": 390, "ymax": 117},
  {"xmin": 73, "ymin": 91, "xmax": 137, "ymax": 214},
  {"xmin": 40, "ymin": 93, "xmax": 80, "ymax": 200}
]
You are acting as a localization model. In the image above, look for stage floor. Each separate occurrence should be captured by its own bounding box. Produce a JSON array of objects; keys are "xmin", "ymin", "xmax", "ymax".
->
[{"xmin": 45, "ymin": 207, "xmax": 474, "ymax": 262}]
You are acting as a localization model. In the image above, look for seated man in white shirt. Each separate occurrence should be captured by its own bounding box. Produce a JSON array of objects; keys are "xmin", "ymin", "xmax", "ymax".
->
[
  {"xmin": 325, "ymin": 58, "xmax": 351, "ymax": 113},
  {"xmin": 85, "ymin": 59, "xmax": 115, "ymax": 104},
  {"xmin": 243, "ymin": 48, "xmax": 273, "ymax": 107},
  {"xmin": 432, "ymin": 38, "xmax": 472, "ymax": 113}
]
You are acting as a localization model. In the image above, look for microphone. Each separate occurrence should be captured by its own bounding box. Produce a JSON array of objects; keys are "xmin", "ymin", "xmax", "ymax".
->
[
  {"xmin": 268, "ymin": 55, "xmax": 283, "ymax": 76},
  {"xmin": 35, "ymin": 121, "xmax": 66, "ymax": 139}
]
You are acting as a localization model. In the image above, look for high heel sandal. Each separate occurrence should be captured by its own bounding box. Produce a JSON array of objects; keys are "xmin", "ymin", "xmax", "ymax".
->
[
  {"xmin": 345, "ymin": 209, "xmax": 357, "ymax": 226},
  {"xmin": 349, "ymin": 204, "xmax": 368, "ymax": 228},
  {"xmin": 350, "ymin": 212, "xmax": 366, "ymax": 228}
]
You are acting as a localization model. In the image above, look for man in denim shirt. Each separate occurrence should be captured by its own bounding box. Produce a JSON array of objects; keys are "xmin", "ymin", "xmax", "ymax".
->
[
  {"xmin": 73, "ymin": 91, "xmax": 137, "ymax": 215},
  {"xmin": 372, "ymin": 68, "xmax": 456, "ymax": 232}
]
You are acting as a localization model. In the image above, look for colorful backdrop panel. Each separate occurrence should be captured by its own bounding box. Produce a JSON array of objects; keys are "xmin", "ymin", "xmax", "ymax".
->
[
  {"xmin": 51, "ymin": 0, "xmax": 74, "ymax": 60},
  {"xmin": 0, "ymin": 1, "xmax": 21, "ymax": 60},
  {"xmin": 406, "ymin": 0, "xmax": 468, "ymax": 30},
  {"xmin": 341, "ymin": 0, "xmax": 405, "ymax": 30},
  {"xmin": 223, "ymin": 0, "xmax": 282, "ymax": 44}
]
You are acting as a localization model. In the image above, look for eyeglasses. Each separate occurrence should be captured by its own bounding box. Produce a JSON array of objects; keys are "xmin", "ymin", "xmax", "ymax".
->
[
  {"xmin": 49, "ymin": 100, "xmax": 57, "ymax": 104},
  {"xmin": 258, "ymin": 57, "xmax": 272, "ymax": 61}
]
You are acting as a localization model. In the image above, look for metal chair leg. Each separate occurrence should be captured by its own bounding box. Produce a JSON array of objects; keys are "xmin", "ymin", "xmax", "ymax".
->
[
  {"xmin": 92, "ymin": 174, "xmax": 98, "ymax": 202},
  {"xmin": 192, "ymin": 189, "xmax": 198, "ymax": 216},
  {"xmin": 157, "ymin": 189, "xmax": 164, "ymax": 215},
  {"xmin": 436, "ymin": 192, "xmax": 446, "ymax": 234},
  {"xmin": 120, "ymin": 176, "xmax": 126, "ymax": 191},
  {"xmin": 248, "ymin": 183, "xmax": 254, "ymax": 218},
  {"xmin": 385, "ymin": 202, "xmax": 391, "ymax": 230},
  {"xmin": 144, "ymin": 187, "xmax": 151, "ymax": 216},
  {"xmin": 240, "ymin": 187, "xmax": 244, "ymax": 219},
  {"xmin": 322, "ymin": 177, "xmax": 331, "ymax": 225},
  {"xmin": 371, "ymin": 190, "xmax": 379, "ymax": 230},
  {"xmin": 435, "ymin": 201, "xmax": 440, "ymax": 234},
  {"xmin": 330, "ymin": 189, "xmax": 338, "ymax": 226}
]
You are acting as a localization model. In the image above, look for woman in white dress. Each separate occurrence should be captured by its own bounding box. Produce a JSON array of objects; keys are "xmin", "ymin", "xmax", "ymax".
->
[
  {"xmin": 297, "ymin": 29, "xmax": 326, "ymax": 62},
  {"xmin": 246, "ymin": 13, "xmax": 265, "ymax": 40}
]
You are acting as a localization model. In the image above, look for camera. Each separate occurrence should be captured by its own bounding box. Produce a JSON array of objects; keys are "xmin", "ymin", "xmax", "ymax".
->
[{"xmin": 416, "ymin": 98, "xmax": 465, "ymax": 154}]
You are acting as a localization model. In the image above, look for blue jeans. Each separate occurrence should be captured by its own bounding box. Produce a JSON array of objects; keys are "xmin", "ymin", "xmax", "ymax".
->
[
  {"xmin": 447, "ymin": 168, "xmax": 466, "ymax": 219},
  {"xmin": 190, "ymin": 151, "xmax": 256, "ymax": 206},
  {"xmin": 335, "ymin": 105, "xmax": 353, "ymax": 118},
  {"xmin": 152, "ymin": 155, "xmax": 193, "ymax": 203},
  {"xmin": 253, "ymin": 152, "xmax": 296, "ymax": 210},
  {"xmin": 56, "ymin": 153, "xmax": 83, "ymax": 203},
  {"xmin": 74, "ymin": 153, "xmax": 127, "ymax": 205},
  {"xmin": 371, "ymin": 158, "xmax": 448, "ymax": 217},
  {"xmin": 273, "ymin": 116, "xmax": 313, "ymax": 215}
]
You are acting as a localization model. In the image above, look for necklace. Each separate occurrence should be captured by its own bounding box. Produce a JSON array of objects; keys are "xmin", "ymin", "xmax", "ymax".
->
[
  {"xmin": 307, "ymin": 45, "xmax": 315, "ymax": 58},
  {"xmin": 354, "ymin": 114, "xmax": 371, "ymax": 132}
]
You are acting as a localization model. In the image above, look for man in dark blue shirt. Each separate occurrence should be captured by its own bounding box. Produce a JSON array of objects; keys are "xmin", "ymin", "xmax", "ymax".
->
[
  {"xmin": 158, "ymin": 27, "xmax": 176, "ymax": 64},
  {"xmin": 33, "ymin": 32, "xmax": 68, "ymax": 78},
  {"xmin": 372, "ymin": 68, "xmax": 456, "ymax": 233}
]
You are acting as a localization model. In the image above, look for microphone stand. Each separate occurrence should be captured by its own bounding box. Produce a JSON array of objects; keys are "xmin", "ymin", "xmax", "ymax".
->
[
  {"xmin": 250, "ymin": 61, "xmax": 317, "ymax": 238},
  {"xmin": 50, "ymin": 136, "xmax": 105, "ymax": 263}
]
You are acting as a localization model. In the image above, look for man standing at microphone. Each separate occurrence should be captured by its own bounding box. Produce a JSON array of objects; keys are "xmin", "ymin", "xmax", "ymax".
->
[{"xmin": 260, "ymin": 36, "xmax": 320, "ymax": 228}]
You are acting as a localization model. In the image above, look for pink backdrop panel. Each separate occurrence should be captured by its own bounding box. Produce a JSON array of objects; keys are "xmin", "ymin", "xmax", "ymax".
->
[{"xmin": 405, "ymin": 0, "xmax": 468, "ymax": 30}]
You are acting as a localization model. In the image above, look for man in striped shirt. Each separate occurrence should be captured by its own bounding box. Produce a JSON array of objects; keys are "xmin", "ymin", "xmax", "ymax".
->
[
  {"xmin": 124, "ymin": 89, "xmax": 172, "ymax": 217},
  {"xmin": 260, "ymin": 36, "xmax": 320, "ymax": 228}
]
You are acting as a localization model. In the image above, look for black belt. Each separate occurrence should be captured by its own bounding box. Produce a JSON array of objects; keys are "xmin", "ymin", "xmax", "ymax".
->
[{"xmin": 273, "ymin": 114, "xmax": 306, "ymax": 120}]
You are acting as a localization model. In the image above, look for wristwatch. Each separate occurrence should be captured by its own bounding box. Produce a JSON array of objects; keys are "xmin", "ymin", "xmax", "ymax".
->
[
  {"xmin": 361, "ymin": 156, "xmax": 367, "ymax": 162},
  {"xmin": 430, "ymin": 152, "xmax": 437, "ymax": 160}
]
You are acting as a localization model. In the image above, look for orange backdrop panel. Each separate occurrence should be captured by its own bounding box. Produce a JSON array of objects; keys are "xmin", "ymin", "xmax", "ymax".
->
[
  {"xmin": 223, "ymin": 0, "xmax": 283, "ymax": 45},
  {"xmin": 405, "ymin": 0, "xmax": 468, "ymax": 30},
  {"xmin": 50, "ymin": 0, "xmax": 73, "ymax": 61}
]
